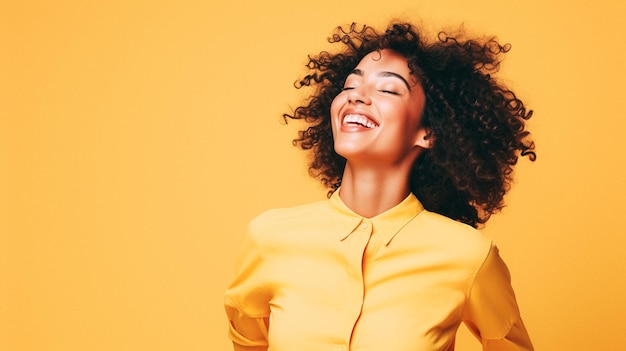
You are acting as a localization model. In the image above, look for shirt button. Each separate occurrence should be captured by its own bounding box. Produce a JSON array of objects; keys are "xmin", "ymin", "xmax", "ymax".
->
[{"xmin": 360, "ymin": 222, "xmax": 369, "ymax": 229}]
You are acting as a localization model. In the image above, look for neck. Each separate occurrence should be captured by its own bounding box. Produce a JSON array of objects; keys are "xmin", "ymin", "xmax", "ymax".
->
[{"xmin": 338, "ymin": 162, "xmax": 413, "ymax": 218}]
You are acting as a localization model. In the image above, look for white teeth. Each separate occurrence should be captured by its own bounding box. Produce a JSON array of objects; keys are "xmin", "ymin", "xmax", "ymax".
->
[{"xmin": 342, "ymin": 114, "xmax": 377, "ymax": 128}]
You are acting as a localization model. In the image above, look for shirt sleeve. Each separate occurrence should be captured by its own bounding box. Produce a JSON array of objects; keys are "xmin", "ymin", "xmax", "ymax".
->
[
  {"xmin": 224, "ymin": 224, "xmax": 271, "ymax": 351},
  {"xmin": 462, "ymin": 244, "xmax": 534, "ymax": 351}
]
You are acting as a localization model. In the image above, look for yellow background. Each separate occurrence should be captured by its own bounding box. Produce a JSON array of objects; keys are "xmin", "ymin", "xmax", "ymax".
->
[{"xmin": 1, "ymin": 0, "xmax": 625, "ymax": 350}]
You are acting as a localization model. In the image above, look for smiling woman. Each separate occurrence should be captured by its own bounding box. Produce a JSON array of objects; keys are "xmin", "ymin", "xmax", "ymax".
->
[
  {"xmin": 224, "ymin": 22, "xmax": 535, "ymax": 351},
  {"xmin": 330, "ymin": 49, "xmax": 430, "ymax": 208},
  {"xmin": 286, "ymin": 23, "xmax": 535, "ymax": 227}
]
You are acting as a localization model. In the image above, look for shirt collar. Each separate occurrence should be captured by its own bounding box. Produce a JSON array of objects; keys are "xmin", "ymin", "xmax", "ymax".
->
[{"xmin": 328, "ymin": 189, "xmax": 424, "ymax": 245}]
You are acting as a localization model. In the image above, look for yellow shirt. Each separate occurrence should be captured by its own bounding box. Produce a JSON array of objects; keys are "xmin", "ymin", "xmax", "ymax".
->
[{"xmin": 224, "ymin": 191, "xmax": 533, "ymax": 351}]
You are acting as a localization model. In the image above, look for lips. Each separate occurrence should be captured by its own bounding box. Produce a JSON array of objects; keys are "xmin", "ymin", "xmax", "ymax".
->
[{"xmin": 342, "ymin": 113, "xmax": 379, "ymax": 129}]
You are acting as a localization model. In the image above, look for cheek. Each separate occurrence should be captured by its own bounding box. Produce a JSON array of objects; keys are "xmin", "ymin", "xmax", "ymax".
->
[
  {"xmin": 330, "ymin": 95, "xmax": 342, "ymax": 116},
  {"xmin": 329, "ymin": 95, "xmax": 344, "ymax": 127}
]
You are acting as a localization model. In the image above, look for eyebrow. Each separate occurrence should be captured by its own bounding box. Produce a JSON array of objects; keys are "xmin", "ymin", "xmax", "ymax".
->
[{"xmin": 349, "ymin": 69, "xmax": 412, "ymax": 91}]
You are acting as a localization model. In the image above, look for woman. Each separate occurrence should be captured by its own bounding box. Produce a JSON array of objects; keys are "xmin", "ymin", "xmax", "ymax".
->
[{"xmin": 225, "ymin": 22, "xmax": 535, "ymax": 351}]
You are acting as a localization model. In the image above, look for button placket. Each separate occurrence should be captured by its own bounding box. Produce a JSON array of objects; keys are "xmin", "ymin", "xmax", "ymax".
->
[{"xmin": 344, "ymin": 218, "xmax": 375, "ymax": 349}]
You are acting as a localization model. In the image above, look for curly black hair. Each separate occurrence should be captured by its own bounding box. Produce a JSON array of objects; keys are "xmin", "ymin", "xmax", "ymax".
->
[{"xmin": 283, "ymin": 22, "xmax": 535, "ymax": 228}]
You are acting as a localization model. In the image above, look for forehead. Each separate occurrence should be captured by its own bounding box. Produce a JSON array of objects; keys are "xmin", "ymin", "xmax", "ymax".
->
[{"xmin": 355, "ymin": 49, "xmax": 412, "ymax": 76}]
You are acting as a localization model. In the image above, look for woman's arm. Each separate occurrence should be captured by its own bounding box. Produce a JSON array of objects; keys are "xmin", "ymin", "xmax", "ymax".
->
[
  {"xmin": 224, "ymin": 226, "xmax": 271, "ymax": 351},
  {"xmin": 462, "ymin": 244, "xmax": 534, "ymax": 351}
]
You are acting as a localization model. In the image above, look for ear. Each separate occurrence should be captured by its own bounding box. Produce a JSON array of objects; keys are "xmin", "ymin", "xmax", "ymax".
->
[{"xmin": 414, "ymin": 127, "xmax": 434, "ymax": 149}]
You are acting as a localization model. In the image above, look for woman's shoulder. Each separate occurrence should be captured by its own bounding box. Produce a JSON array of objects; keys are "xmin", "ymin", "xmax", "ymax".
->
[
  {"xmin": 246, "ymin": 199, "xmax": 333, "ymax": 235},
  {"xmin": 413, "ymin": 209, "xmax": 493, "ymax": 257}
]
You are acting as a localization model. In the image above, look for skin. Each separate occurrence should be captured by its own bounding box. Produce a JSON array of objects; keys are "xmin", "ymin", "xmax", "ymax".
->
[{"xmin": 330, "ymin": 49, "xmax": 432, "ymax": 218}]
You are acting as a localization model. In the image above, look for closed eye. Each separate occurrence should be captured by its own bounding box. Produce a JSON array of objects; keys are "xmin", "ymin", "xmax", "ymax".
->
[{"xmin": 381, "ymin": 90, "xmax": 399, "ymax": 95}]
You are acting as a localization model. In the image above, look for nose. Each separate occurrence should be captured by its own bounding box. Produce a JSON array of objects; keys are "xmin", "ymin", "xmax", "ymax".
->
[{"xmin": 347, "ymin": 86, "xmax": 371, "ymax": 105}]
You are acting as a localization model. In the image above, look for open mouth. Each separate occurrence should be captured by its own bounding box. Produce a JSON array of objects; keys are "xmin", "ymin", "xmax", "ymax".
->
[{"xmin": 342, "ymin": 114, "xmax": 379, "ymax": 128}]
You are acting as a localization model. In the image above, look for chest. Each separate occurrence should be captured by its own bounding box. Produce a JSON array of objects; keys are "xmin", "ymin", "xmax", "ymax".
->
[{"xmin": 262, "ymin": 230, "xmax": 473, "ymax": 351}]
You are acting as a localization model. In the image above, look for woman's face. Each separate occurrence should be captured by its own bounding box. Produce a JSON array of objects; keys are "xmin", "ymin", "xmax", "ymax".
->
[{"xmin": 330, "ymin": 49, "xmax": 430, "ymax": 167}]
